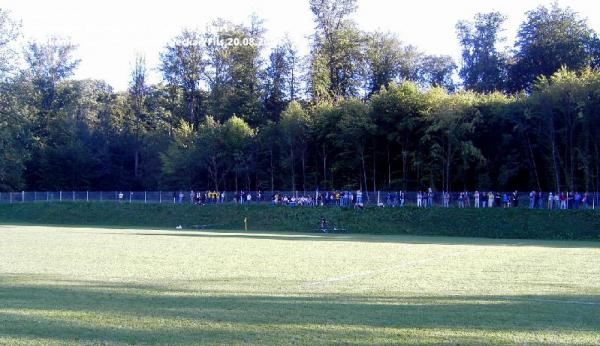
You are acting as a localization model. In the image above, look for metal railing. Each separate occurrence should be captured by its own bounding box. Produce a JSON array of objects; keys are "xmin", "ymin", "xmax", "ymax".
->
[{"xmin": 0, "ymin": 190, "xmax": 596, "ymax": 210}]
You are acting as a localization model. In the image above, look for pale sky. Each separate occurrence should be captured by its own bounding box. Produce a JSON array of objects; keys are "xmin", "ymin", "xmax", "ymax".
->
[{"xmin": 2, "ymin": 0, "xmax": 600, "ymax": 91}]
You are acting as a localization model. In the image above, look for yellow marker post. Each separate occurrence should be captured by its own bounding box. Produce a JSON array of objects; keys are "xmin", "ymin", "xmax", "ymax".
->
[{"xmin": 244, "ymin": 217, "xmax": 248, "ymax": 231}]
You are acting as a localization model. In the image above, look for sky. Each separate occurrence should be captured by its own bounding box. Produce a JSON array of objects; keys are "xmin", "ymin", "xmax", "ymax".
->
[{"xmin": 2, "ymin": 0, "xmax": 600, "ymax": 91}]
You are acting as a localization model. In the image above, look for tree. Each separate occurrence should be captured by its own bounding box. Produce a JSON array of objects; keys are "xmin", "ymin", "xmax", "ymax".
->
[
  {"xmin": 0, "ymin": 9, "xmax": 20, "ymax": 78},
  {"xmin": 528, "ymin": 68, "xmax": 591, "ymax": 191},
  {"xmin": 311, "ymin": 102, "xmax": 340, "ymax": 190},
  {"xmin": 309, "ymin": 0, "xmax": 364, "ymax": 101},
  {"xmin": 456, "ymin": 12, "xmax": 507, "ymax": 93},
  {"xmin": 263, "ymin": 39, "xmax": 298, "ymax": 122},
  {"xmin": 22, "ymin": 37, "xmax": 80, "ymax": 135},
  {"xmin": 160, "ymin": 120, "xmax": 199, "ymax": 188},
  {"xmin": 279, "ymin": 101, "xmax": 310, "ymax": 191},
  {"xmin": 205, "ymin": 18, "xmax": 265, "ymax": 126},
  {"xmin": 419, "ymin": 54, "xmax": 457, "ymax": 91},
  {"xmin": 128, "ymin": 54, "xmax": 148, "ymax": 181},
  {"xmin": 197, "ymin": 116, "xmax": 227, "ymax": 190},
  {"xmin": 510, "ymin": 4, "xmax": 596, "ymax": 91},
  {"xmin": 364, "ymin": 31, "xmax": 404, "ymax": 95},
  {"xmin": 160, "ymin": 29, "xmax": 206, "ymax": 126},
  {"xmin": 370, "ymin": 82, "xmax": 426, "ymax": 189},
  {"xmin": 0, "ymin": 83, "xmax": 30, "ymax": 190},
  {"xmin": 333, "ymin": 99, "xmax": 375, "ymax": 190},
  {"xmin": 223, "ymin": 115, "xmax": 255, "ymax": 191},
  {"xmin": 422, "ymin": 90, "xmax": 484, "ymax": 191}
]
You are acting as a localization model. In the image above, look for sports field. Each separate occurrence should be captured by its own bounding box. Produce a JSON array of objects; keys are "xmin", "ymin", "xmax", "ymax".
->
[{"xmin": 0, "ymin": 225, "xmax": 599, "ymax": 345}]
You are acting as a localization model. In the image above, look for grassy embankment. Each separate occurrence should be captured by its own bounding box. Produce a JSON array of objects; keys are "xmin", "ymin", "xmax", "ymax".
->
[{"xmin": 0, "ymin": 202, "xmax": 599, "ymax": 240}]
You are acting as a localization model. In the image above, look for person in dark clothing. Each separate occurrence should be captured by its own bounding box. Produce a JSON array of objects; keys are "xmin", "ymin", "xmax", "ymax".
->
[
  {"xmin": 320, "ymin": 217, "xmax": 329, "ymax": 233},
  {"xmin": 511, "ymin": 191, "xmax": 519, "ymax": 208}
]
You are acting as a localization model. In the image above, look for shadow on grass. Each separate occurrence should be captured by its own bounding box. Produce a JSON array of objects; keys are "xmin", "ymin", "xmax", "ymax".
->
[
  {"xmin": 108, "ymin": 229, "xmax": 600, "ymax": 249},
  {"xmin": 0, "ymin": 276, "xmax": 599, "ymax": 344},
  {"xmin": 2, "ymin": 222, "xmax": 599, "ymax": 248}
]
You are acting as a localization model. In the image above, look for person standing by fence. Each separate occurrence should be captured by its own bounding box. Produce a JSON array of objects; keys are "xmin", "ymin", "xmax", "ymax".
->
[
  {"xmin": 529, "ymin": 191, "xmax": 535, "ymax": 209},
  {"xmin": 560, "ymin": 192, "xmax": 567, "ymax": 209},
  {"xmin": 427, "ymin": 188, "xmax": 433, "ymax": 208}
]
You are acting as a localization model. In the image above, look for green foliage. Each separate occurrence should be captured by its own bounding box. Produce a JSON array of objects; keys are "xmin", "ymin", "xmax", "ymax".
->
[
  {"xmin": 456, "ymin": 12, "xmax": 507, "ymax": 93},
  {"xmin": 205, "ymin": 19, "xmax": 265, "ymax": 126},
  {"xmin": 4, "ymin": 2, "xmax": 600, "ymax": 193},
  {"xmin": 160, "ymin": 120, "xmax": 198, "ymax": 188},
  {"xmin": 280, "ymin": 101, "xmax": 311, "ymax": 190},
  {"xmin": 510, "ymin": 3, "xmax": 597, "ymax": 91},
  {"xmin": 309, "ymin": 0, "xmax": 364, "ymax": 101},
  {"xmin": 0, "ymin": 83, "xmax": 30, "ymax": 190},
  {"xmin": 0, "ymin": 8, "xmax": 20, "ymax": 77},
  {"xmin": 159, "ymin": 29, "xmax": 205, "ymax": 126}
]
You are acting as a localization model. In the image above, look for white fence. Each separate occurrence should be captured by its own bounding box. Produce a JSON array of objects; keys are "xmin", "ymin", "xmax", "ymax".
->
[{"xmin": 0, "ymin": 191, "xmax": 596, "ymax": 209}]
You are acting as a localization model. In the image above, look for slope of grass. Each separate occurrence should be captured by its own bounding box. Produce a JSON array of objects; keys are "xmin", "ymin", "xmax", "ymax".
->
[
  {"xmin": 0, "ymin": 225, "xmax": 599, "ymax": 345},
  {"xmin": 1, "ymin": 202, "xmax": 600, "ymax": 240}
]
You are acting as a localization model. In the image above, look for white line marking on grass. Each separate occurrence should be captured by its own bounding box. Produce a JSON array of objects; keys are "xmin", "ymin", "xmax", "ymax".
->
[{"xmin": 300, "ymin": 248, "xmax": 482, "ymax": 289}]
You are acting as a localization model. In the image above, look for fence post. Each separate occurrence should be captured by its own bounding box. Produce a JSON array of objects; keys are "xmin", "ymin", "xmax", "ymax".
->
[
  {"xmin": 9, "ymin": 192, "xmax": 12, "ymax": 204},
  {"xmin": 129, "ymin": 192, "xmax": 132, "ymax": 203},
  {"xmin": 72, "ymin": 191, "xmax": 75, "ymax": 202},
  {"xmin": 59, "ymin": 191, "xmax": 62, "ymax": 202},
  {"xmin": 159, "ymin": 191, "xmax": 162, "ymax": 204},
  {"xmin": 86, "ymin": 191, "xmax": 89, "ymax": 202},
  {"xmin": 46, "ymin": 191, "xmax": 49, "ymax": 201},
  {"xmin": 34, "ymin": 191, "xmax": 36, "ymax": 202},
  {"xmin": 22, "ymin": 191, "xmax": 25, "ymax": 203},
  {"xmin": 144, "ymin": 191, "xmax": 147, "ymax": 203}
]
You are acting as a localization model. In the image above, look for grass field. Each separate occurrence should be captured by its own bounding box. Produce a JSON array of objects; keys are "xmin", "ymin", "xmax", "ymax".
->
[{"xmin": 1, "ymin": 225, "xmax": 599, "ymax": 345}]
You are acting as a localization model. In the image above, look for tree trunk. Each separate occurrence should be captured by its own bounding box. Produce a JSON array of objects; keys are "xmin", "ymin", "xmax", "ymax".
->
[
  {"xmin": 526, "ymin": 134, "xmax": 542, "ymax": 192},
  {"xmin": 235, "ymin": 171, "xmax": 238, "ymax": 193},
  {"xmin": 134, "ymin": 149, "xmax": 140, "ymax": 179},
  {"xmin": 290, "ymin": 145, "xmax": 296, "ymax": 191},
  {"xmin": 270, "ymin": 146, "xmax": 274, "ymax": 193},
  {"xmin": 569, "ymin": 123, "xmax": 575, "ymax": 191},
  {"xmin": 189, "ymin": 89, "xmax": 196, "ymax": 126},
  {"xmin": 550, "ymin": 117, "xmax": 561, "ymax": 192},
  {"xmin": 361, "ymin": 149, "xmax": 368, "ymax": 200},
  {"xmin": 301, "ymin": 149, "xmax": 306, "ymax": 194},
  {"xmin": 387, "ymin": 142, "xmax": 391, "ymax": 189},
  {"xmin": 372, "ymin": 148, "xmax": 376, "ymax": 193},
  {"xmin": 402, "ymin": 150, "xmax": 407, "ymax": 190},
  {"xmin": 322, "ymin": 145, "xmax": 327, "ymax": 190},
  {"xmin": 446, "ymin": 140, "xmax": 452, "ymax": 192}
]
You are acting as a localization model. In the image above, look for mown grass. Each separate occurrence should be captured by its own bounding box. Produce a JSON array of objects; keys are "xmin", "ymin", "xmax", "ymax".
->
[
  {"xmin": 0, "ymin": 225, "xmax": 599, "ymax": 345},
  {"xmin": 0, "ymin": 202, "xmax": 599, "ymax": 240}
]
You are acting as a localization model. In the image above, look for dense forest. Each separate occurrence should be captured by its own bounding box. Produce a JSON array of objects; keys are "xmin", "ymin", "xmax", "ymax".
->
[{"xmin": 2, "ymin": 0, "xmax": 600, "ymax": 193}]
